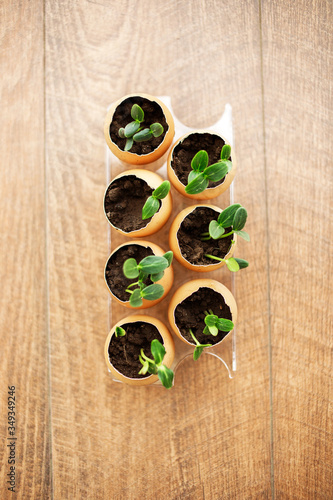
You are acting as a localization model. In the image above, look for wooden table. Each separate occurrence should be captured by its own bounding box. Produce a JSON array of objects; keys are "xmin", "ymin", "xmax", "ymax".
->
[{"xmin": 1, "ymin": 1, "xmax": 332, "ymax": 498}]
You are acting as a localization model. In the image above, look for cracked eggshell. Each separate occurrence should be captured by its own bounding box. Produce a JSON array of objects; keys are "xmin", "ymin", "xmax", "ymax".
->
[
  {"xmin": 104, "ymin": 314, "xmax": 175, "ymax": 386},
  {"xmin": 167, "ymin": 279, "xmax": 238, "ymax": 345},
  {"xmin": 104, "ymin": 240, "xmax": 174, "ymax": 310},
  {"xmin": 168, "ymin": 204, "xmax": 237, "ymax": 272},
  {"xmin": 104, "ymin": 169, "xmax": 172, "ymax": 238},
  {"xmin": 104, "ymin": 93, "xmax": 175, "ymax": 167},
  {"xmin": 167, "ymin": 130, "xmax": 236, "ymax": 200}
]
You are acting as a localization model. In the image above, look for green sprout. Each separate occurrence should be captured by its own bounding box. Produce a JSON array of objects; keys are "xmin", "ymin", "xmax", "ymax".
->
[
  {"xmin": 189, "ymin": 329, "xmax": 212, "ymax": 361},
  {"xmin": 203, "ymin": 255, "xmax": 249, "ymax": 272},
  {"xmin": 203, "ymin": 310, "xmax": 234, "ymax": 336},
  {"xmin": 123, "ymin": 252, "xmax": 173, "ymax": 307},
  {"xmin": 142, "ymin": 181, "xmax": 170, "ymax": 220},
  {"xmin": 201, "ymin": 203, "xmax": 250, "ymax": 242},
  {"xmin": 185, "ymin": 145, "xmax": 232, "ymax": 195},
  {"xmin": 118, "ymin": 104, "xmax": 164, "ymax": 152},
  {"xmin": 115, "ymin": 326, "xmax": 126, "ymax": 337},
  {"xmin": 138, "ymin": 339, "xmax": 174, "ymax": 389}
]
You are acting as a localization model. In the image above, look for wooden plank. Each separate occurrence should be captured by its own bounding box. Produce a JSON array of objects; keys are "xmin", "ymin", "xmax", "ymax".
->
[
  {"xmin": 46, "ymin": 0, "xmax": 271, "ymax": 497},
  {"xmin": 0, "ymin": 1, "xmax": 51, "ymax": 499},
  {"xmin": 262, "ymin": 1, "xmax": 333, "ymax": 497}
]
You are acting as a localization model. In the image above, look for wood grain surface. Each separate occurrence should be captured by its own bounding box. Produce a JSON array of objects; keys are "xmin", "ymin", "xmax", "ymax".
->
[
  {"xmin": 1, "ymin": 0, "xmax": 332, "ymax": 499},
  {"xmin": 0, "ymin": 1, "xmax": 51, "ymax": 499},
  {"xmin": 262, "ymin": 2, "xmax": 333, "ymax": 498}
]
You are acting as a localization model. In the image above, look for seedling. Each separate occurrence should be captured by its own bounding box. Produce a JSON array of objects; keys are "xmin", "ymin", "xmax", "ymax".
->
[
  {"xmin": 201, "ymin": 203, "xmax": 250, "ymax": 242},
  {"xmin": 115, "ymin": 326, "xmax": 126, "ymax": 337},
  {"xmin": 138, "ymin": 339, "xmax": 174, "ymax": 389},
  {"xmin": 185, "ymin": 145, "xmax": 232, "ymax": 195},
  {"xmin": 203, "ymin": 255, "xmax": 249, "ymax": 272},
  {"xmin": 118, "ymin": 104, "xmax": 164, "ymax": 152},
  {"xmin": 142, "ymin": 181, "xmax": 170, "ymax": 220},
  {"xmin": 123, "ymin": 252, "xmax": 173, "ymax": 307},
  {"xmin": 203, "ymin": 310, "xmax": 234, "ymax": 336},
  {"xmin": 189, "ymin": 329, "xmax": 212, "ymax": 361}
]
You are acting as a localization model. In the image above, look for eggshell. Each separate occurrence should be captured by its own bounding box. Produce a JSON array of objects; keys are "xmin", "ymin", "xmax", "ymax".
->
[
  {"xmin": 167, "ymin": 279, "xmax": 237, "ymax": 345},
  {"xmin": 169, "ymin": 204, "xmax": 236, "ymax": 272},
  {"xmin": 104, "ymin": 314, "xmax": 175, "ymax": 386},
  {"xmin": 104, "ymin": 93, "xmax": 175, "ymax": 167},
  {"xmin": 167, "ymin": 130, "xmax": 236, "ymax": 199},
  {"xmin": 104, "ymin": 169, "xmax": 172, "ymax": 237},
  {"xmin": 104, "ymin": 240, "xmax": 174, "ymax": 309}
]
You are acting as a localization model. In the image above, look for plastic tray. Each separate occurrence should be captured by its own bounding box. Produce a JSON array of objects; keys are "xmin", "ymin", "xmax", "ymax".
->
[{"xmin": 105, "ymin": 97, "xmax": 236, "ymax": 385}]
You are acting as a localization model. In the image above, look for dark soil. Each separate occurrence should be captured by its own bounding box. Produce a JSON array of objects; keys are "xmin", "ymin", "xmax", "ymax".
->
[
  {"xmin": 105, "ymin": 244, "xmax": 154, "ymax": 302},
  {"xmin": 108, "ymin": 321, "xmax": 163, "ymax": 378},
  {"xmin": 109, "ymin": 96, "xmax": 169, "ymax": 155},
  {"xmin": 177, "ymin": 207, "xmax": 234, "ymax": 265},
  {"xmin": 174, "ymin": 287, "xmax": 232, "ymax": 345},
  {"xmin": 104, "ymin": 175, "xmax": 160, "ymax": 232},
  {"xmin": 171, "ymin": 132, "xmax": 232, "ymax": 188}
]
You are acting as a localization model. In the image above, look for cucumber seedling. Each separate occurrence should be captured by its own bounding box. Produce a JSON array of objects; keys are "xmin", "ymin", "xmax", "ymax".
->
[
  {"xmin": 115, "ymin": 326, "xmax": 126, "ymax": 337},
  {"xmin": 118, "ymin": 104, "xmax": 164, "ymax": 152},
  {"xmin": 185, "ymin": 144, "xmax": 232, "ymax": 195},
  {"xmin": 201, "ymin": 203, "xmax": 250, "ymax": 242},
  {"xmin": 142, "ymin": 180, "xmax": 170, "ymax": 220},
  {"xmin": 123, "ymin": 252, "xmax": 173, "ymax": 307},
  {"xmin": 201, "ymin": 203, "xmax": 250, "ymax": 271},
  {"xmin": 189, "ymin": 329, "xmax": 212, "ymax": 361},
  {"xmin": 139, "ymin": 339, "xmax": 174, "ymax": 389},
  {"xmin": 203, "ymin": 310, "xmax": 234, "ymax": 336}
]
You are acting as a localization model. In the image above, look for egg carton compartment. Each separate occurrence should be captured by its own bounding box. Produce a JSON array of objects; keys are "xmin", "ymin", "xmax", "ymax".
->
[{"xmin": 105, "ymin": 97, "xmax": 237, "ymax": 385}]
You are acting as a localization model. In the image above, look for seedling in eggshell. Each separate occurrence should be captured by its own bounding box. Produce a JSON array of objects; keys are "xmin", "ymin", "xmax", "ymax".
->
[{"xmin": 118, "ymin": 104, "xmax": 164, "ymax": 152}]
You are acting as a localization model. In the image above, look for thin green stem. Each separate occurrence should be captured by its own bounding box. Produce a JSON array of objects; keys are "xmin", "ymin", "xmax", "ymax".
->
[
  {"xmin": 125, "ymin": 289, "xmax": 134, "ymax": 294},
  {"xmin": 126, "ymin": 281, "xmax": 139, "ymax": 289},
  {"xmin": 217, "ymin": 230, "xmax": 234, "ymax": 239},
  {"xmin": 204, "ymin": 254, "xmax": 226, "ymax": 263}
]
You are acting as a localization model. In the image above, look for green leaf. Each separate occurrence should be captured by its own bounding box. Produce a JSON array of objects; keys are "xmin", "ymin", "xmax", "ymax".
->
[
  {"xmin": 131, "ymin": 104, "xmax": 144, "ymax": 122},
  {"xmin": 142, "ymin": 196, "xmax": 160, "ymax": 220},
  {"xmin": 217, "ymin": 204, "xmax": 241, "ymax": 227},
  {"xmin": 123, "ymin": 258, "xmax": 139, "ymax": 279},
  {"xmin": 216, "ymin": 318, "xmax": 234, "ymax": 332},
  {"xmin": 150, "ymin": 122, "xmax": 164, "ymax": 137},
  {"xmin": 191, "ymin": 150, "xmax": 209, "ymax": 172},
  {"xmin": 209, "ymin": 220, "xmax": 225, "ymax": 239},
  {"xmin": 152, "ymin": 181, "xmax": 170, "ymax": 200},
  {"xmin": 118, "ymin": 127, "xmax": 125, "ymax": 138},
  {"xmin": 188, "ymin": 170, "xmax": 200, "ymax": 184},
  {"xmin": 204, "ymin": 314, "xmax": 218, "ymax": 327},
  {"xmin": 221, "ymin": 144, "xmax": 231, "ymax": 160},
  {"xmin": 226, "ymin": 258, "xmax": 240, "ymax": 272},
  {"xmin": 193, "ymin": 346, "xmax": 204, "ymax": 361},
  {"xmin": 150, "ymin": 271, "xmax": 164, "ymax": 282},
  {"xmin": 115, "ymin": 326, "xmax": 126, "ymax": 337},
  {"xmin": 124, "ymin": 121, "xmax": 141, "ymax": 138},
  {"xmin": 124, "ymin": 137, "xmax": 133, "ymax": 151},
  {"xmin": 157, "ymin": 365, "xmax": 174, "ymax": 389},
  {"xmin": 234, "ymin": 258, "xmax": 249, "ymax": 269},
  {"xmin": 129, "ymin": 288, "xmax": 143, "ymax": 307},
  {"xmin": 133, "ymin": 128, "xmax": 153, "ymax": 142},
  {"xmin": 162, "ymin": 251, "xmax": 173, "ymax": 267},
  {"xmin": 204, "ymin": 161, "xmax": 229, "ymax": 182},
  {"xmin": 235, "ymin": 230, "xmax": 250, "ymax": 241},
  {"xmin": 151, "ymin": 339, "xmax": 166, "ymax": 365},
  {"xmin": 233, "ymin": 207, "xmax": 248, "ymax": 231},
  {"xmin": 208, "ymin": 325, "xmax": 219, "ymax": 336},
  {"xmin": 139, "ymin": 255, "xmax": 169, "ymax": 275},
  {"xmin": 141, "ymin": 283, "xmax": 164, "ymax": 301},
  {"xmin": 203, "ymin": 326, "xmax": 210, "ymax": 335},
  {"xmin": 185, "ymin": 173, "xmax": 209, "ymax": 194}
]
